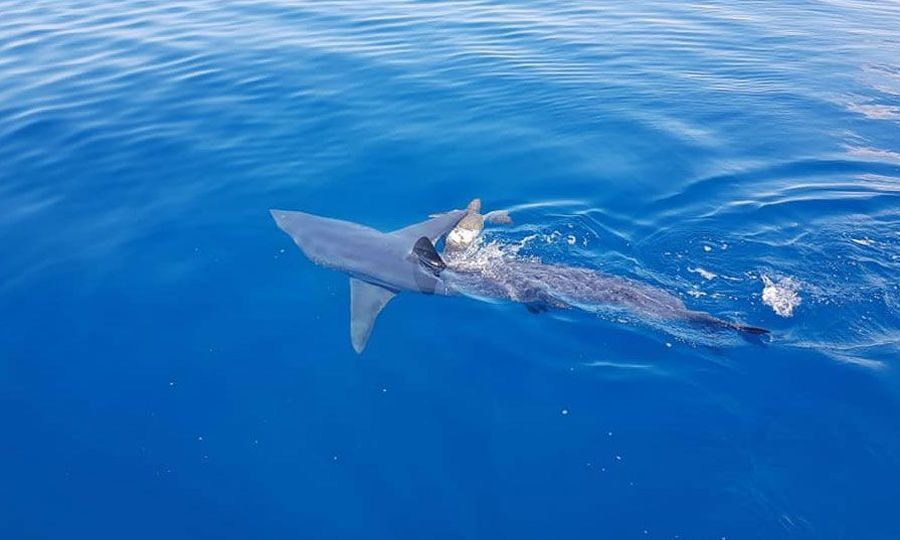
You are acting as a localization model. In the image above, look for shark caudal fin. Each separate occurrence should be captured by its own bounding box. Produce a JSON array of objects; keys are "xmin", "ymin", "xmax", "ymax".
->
[
  {"xmin": 347, "ymin": 237, "xmax": 449, "ymax": 353},
  {"xmin": 349, "ymin": 278, "xmax": 396, "ymax": 353}
]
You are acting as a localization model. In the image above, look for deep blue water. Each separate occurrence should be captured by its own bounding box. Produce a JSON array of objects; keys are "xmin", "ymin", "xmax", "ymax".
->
[{"xmin": 2, "ymin": 1, "xmax": 900, "ymax": 538}]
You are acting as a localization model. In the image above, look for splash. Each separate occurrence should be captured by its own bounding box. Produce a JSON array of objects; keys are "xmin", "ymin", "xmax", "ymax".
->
[
  {"xmin": 444, "ymin": 235, "xmax": 532, "ymax": 274},
  {"xmin": 761, "ymin": 275, "xmax": 802, "ymax": 317}
]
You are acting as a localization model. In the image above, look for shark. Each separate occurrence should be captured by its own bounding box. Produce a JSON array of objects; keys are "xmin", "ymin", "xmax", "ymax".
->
[{"xmin": 270, "ymin": 206, "xmax": 768, "ymax": 353}]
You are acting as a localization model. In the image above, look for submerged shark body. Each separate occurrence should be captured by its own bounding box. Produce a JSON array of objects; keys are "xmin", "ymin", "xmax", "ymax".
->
[
  {"xmin": 441, "ymin": 256, "xmax": 755, "ymax": 330},
  {"xmin": 271, "ymin": 208, "xmax": 767, "ymax": 352}
]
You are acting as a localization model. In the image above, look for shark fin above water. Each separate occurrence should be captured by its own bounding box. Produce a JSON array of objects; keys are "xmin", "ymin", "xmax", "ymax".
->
[
  {"xmin": 270, "ymin": 207, "xmax": 466, "ymax": 353},
  {"xmin": 349, "ymin": 278, "xmax": 396, "ymax": 353}
]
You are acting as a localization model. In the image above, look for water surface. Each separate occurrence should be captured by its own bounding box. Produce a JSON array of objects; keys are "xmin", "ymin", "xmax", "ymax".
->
[{"xmin": 2, "ymin": 1, "xmax": 899, "ymax": 538}]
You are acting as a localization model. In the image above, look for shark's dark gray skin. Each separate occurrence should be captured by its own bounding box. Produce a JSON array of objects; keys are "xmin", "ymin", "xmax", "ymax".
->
[{"xmin": 271, "ymin": 208, "xmax": 767, "ymax": 353}]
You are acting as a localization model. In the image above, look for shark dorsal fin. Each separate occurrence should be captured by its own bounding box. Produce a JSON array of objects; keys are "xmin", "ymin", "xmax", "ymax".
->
[
  {"xmin": 413, "ymin": 236, "xmax": 446, "ymax": 275},
  {"xmin": 349, "ymin": 278, "xmax": 396, "ymax": 353}
]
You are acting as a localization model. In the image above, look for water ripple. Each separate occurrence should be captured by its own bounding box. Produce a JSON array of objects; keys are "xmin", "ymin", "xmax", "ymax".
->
[{"xmin": 1, "ymin": 0, "xmax": 899, "ymax": 367}]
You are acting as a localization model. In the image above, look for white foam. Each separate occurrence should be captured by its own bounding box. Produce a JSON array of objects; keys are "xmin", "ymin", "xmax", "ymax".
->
[
  {"xmin": 761, "ymin": 275, "xmax": 801, "ymax": 317},
  {"xmin": 688, "ymin": 266, "xmax": 717, "ymax": 280},
  {"xmin": 582, "ymin": 360, "xmax": 652, "ymax": 370}
]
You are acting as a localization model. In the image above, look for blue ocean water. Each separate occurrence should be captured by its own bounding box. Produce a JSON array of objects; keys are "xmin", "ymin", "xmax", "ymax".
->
[{"xmin": 2, "ymin": 0, "xmax": 900, "ymax": 538}]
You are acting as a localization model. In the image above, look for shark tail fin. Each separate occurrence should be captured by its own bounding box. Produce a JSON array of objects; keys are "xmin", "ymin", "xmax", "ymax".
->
[
  {"xmin": 349, "ymin": 278, "xmax": 396, "ymax": 354},
  {"xmin": 412, "ymin": 236, "xmax": 446, "ymax": 275}
]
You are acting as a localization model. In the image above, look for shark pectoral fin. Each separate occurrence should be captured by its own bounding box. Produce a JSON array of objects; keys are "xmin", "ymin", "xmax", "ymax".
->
[
  {"xmin": 412, "ymin": 236, "xmax": 446, "ymax": 275},
  {"xmin": 349, "ymin": 278, "xmax": 396, "ymax": 354}
]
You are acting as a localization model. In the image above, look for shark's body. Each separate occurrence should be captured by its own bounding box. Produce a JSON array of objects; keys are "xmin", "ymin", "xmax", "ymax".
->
[{"xmin": 271, "ymin": 208, "xmax": 767, "ymax": 352}]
